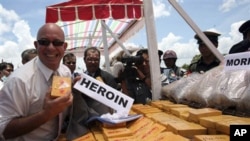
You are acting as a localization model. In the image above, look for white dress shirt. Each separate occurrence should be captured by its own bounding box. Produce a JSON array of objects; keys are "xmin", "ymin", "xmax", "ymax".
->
[
  {"xmin": 0, "ymin": 57, "xmax": 71, "ymax": 141},
  {"xmin": 0, "ymin": 81, "xmax": 3, "ymax": 90}
]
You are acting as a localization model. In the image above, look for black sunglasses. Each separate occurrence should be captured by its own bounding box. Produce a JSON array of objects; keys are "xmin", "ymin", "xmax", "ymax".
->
[
  {"xmin": 5, "ymin": 69, "xmax": 13, "ymax": 72},
  {"xmin": 37, "ymin": 39, "xmax": 64, "ymax": 47},
  {"xmin": 66, "ymin": 62, "xmax": 76, "ymax": 65}
]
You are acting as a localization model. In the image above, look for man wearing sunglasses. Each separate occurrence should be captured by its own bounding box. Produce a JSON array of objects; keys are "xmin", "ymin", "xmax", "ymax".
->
[
  {"xmin": 63, "ymin": 53, "xmax": 79, "ymax": 78},
  {"xmin": 0, "ymin": 62, "xmax": 14, "ymax": 83},
  {"xmin": 0, "ymin": 62, "xmax": 8, "ymax": 89},
  {"xmin": 0, "ymin": 23, "xmax": 79, "ymax": 140}
]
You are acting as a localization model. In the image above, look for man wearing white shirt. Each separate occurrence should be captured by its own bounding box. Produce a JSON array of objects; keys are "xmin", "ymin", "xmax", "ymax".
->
[{"xmin": 0, "ymin": 23, "xmax": 73, "ymax": 140}]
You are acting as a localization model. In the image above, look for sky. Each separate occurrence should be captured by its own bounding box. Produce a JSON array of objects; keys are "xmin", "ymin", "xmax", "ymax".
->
[{"xmin": 0, "ymin": 0, "xmax": 250, "ymax": 70}]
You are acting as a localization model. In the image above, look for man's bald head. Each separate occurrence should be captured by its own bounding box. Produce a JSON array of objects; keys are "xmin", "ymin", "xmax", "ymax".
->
[{"xmin": 37, "ymin": 23, "xmax": 65, "ymax": 41}]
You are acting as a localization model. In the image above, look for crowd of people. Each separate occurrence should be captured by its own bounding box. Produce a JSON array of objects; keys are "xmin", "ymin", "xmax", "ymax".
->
[{"xmin": 0, "ymin": 20, "xmax": 249, "ymax": 140}]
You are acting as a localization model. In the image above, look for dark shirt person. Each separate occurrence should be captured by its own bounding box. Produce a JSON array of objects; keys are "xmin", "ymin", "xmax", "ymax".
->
[
  {"xmin": 63, "ymin": 53, "xmax": 79, "ymax": 78},
  {"xmin": 135, "ymin": 49, "xmax": 151, "ymax": 87},
  {"xmin": 133, "ymin": 49, "xmax": 163, "ymax": 89},
  {"xmin": 158, "ymin": 50, "xmax": 164, "ymax": 74},
  {"xmin": 188, "ymin": 31, "xmax": 221, "ymax": 73},
  {"xmin": 21, "ymin": 48, "xmax": 38, "ymax": 64},
  {"xmin": 0, "ymin": 23, "xmax": 73, "ymax": 140},
  {"xmin": 82, "ymin": 47, "xmax": 119, "ymax": 115},
  {"xmin": 229, "ymin": 20, "xmax": 250, "ymax": 54},
  {"xmin": 120, "ymin": 49, "xmax": 163, "ymax": 104}
]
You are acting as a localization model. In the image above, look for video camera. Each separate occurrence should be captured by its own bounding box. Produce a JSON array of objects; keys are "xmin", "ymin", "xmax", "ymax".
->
[
  {"xmin": 121, "ymin": 56, "xmax": 144, "ymax": 66},
  {"xmin": 120, "ymin": 56, "xmax": 144, "ymax": 80}
]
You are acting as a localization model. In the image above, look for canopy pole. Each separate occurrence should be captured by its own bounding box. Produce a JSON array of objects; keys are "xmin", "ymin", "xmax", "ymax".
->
[
  {"xmin": 168, "ymin": 0, "xmax": 224, "ymax": 62},
  {"xmin": 88, "ymin": 33, "xmax": 92, "ymax": 47},
  {"xmin": 101, "ymin": 20, "xmax": 112, "ymax": 73},
  {"xmin": 101, "ymin": 21, "xmax": 131, "ymax": 56},
  {"xmin": 143, "ymin": 0, "xmax": 162, "ymax": 100}
]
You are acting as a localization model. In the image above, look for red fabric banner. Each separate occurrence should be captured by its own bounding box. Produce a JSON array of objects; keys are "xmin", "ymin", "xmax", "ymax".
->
[{"xmin": 46, "ymin": 0, "xmax": 143, "ymax": 23}]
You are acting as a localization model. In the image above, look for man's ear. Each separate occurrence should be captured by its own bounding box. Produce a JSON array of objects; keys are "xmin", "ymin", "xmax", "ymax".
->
[
  {"xmin": 63, "ymin": 42, "xmax": 68, "ymax": 50},
  {"xmin": 34, "ymin": 41, "xmax": 38, "ymax": 49}
]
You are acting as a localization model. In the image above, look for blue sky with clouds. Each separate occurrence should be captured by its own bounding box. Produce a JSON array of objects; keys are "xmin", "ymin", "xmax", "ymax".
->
[{"xmin": 0, "ymin": 0, "xmax": 250, "ymax": 69}]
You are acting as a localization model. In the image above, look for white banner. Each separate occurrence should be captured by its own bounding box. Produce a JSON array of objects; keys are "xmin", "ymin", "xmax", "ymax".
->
[
  {"xmin": 224, "ymin": 52, "xmax": 250, "ymax": 71},
  {"xmin": 74, "ymin": 73, "xmax": 134, "ymax": 115}
]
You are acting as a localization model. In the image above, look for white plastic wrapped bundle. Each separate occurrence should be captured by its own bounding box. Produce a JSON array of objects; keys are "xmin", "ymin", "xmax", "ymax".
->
[
  {"xmin": 184, "ymin": 66, "xmax": 223, "ymax": 107},
  {"xmin": 162, "ymin": 65, "xmax": 249, "ymax": 113},
  {"xmin": 236, "ymin": 70, "xmax": 250, "ymax": 112},
  {"xmin": 210, "ymin": 69, "xmax": 247, "ymax": 109},
  {"xmin": 161, "ymin": 73, "xmax": 202, "ymax": 103}
]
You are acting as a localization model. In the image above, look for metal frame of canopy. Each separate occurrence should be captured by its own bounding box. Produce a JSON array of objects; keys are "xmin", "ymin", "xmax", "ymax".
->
[
  {"xmin": 55, "ymin": 19, "xmax": 142, "ymax": 55},
  {"xmin": 168, "ymin": 0, "xmax": 224, "ymax": 62},
  {"xmin": 46, "ymin": 0, "xmax": 162, "ymax": 100}
]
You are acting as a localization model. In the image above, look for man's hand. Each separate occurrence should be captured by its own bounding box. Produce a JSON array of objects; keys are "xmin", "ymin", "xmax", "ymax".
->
[{"xmin": 42, "ymin": 88, "xmax": 73, "ymax": 120}]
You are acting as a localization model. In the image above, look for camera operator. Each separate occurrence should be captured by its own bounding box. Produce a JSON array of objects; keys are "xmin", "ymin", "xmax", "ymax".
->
[
  {"xmin": 119, "ymin": 49, "xmax": 154, "ymax": 104},
  {"xmin": 134, "ymin": 49, "xmax": 152, "ymax": 88}
]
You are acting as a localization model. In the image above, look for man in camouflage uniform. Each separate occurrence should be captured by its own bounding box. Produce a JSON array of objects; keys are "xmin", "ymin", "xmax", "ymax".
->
[{"xmin": 188, "ymin": 31, "xmax": 221, "ymax": 73}]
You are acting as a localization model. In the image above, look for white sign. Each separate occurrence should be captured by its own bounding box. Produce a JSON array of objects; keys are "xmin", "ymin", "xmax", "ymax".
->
[
  {"xmin": 74, "ymin": 73, "xmax": 134, "ymax": 115},
  {"xmin": 224, "ymin": 52, "xmax": 250, "ymax": 71}
]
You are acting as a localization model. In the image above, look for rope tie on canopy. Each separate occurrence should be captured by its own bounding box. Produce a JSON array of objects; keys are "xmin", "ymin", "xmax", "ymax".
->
[{"xmin": 75, "ymin": 6, "xmax": 79, "ymax": 20}]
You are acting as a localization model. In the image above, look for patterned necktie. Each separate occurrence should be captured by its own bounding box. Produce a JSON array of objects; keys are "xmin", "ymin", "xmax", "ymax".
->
[
  {"xmin": 48, "ymin": 71, "xmax": 59, "ymax": 86},
  {"xmin": 50, "ymin": 71, "xmax": 63, "ymax": 140}
]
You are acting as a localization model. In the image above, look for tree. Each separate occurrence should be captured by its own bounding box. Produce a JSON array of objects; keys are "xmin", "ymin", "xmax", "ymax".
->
[
  {"xmin": 181, "ymin": 54, "xmax": 201, "ymax": 70},
  {"xmin": 190, "ymin": 54, "xmax": 201, "ymax": 64}
]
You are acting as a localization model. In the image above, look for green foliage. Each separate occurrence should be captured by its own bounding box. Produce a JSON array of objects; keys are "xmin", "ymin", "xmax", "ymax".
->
[
  {"xmin": 181, "ymin": 54, "xmax": 201, "ymax": 70},
  {"xmin": 190, "ymin": 54, "xmax": 201, "ymax": 64},
  {"xmin": 181, "ymin": 63, "xmax": 189, "ymax": 70}
]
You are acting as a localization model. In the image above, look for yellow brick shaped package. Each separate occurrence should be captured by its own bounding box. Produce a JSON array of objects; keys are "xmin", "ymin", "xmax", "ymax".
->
[
  {"xmin": 102, "ymin": 127, "xmax": 133, "ymax": 138},
  {"xmin": 107, "ymin": 136, "xmax": 136, "ymax": 141},
  {"xmin": 137, "ymin": 122, "xmax": 166, "ymax": 140},
  {"xmin": 162, "ymin": 104, "xmax": 188, "ymax": 113},
  {"xmin": 150, "ymin": 100, "xmax": 174, "ymax": 109},
  {"xmin": 188, "ymin": 108, "xmax": 222, "ymax": 123},
  {"xmin": 170, "ymin": 107, "xmax": 195, "ymax": 118},
  {"xmin": 93, "ymin": 132, "xmax": 105, "ymax": 141},
  {"xmin": 51, "ymin": 76, "xmax": 71, "ymax": 98},
  {"xmin": 215, "ymin": 117, "xmax": 250, "ymax": 135},
  {"xmin": 127, "ymin": 117, "xmax": 154, "ymax": 134},
  {"xmin": 72, "ymin": 132, "xmax": 96, "ymax": 141},
  {"xmin": 168, "ymin": 121, "xmax": 207, "ymax": 139},
  {"xmin": 152, "ymin": 132, "xmax": 190, "ymax": 141},
  {"xmin": 199, "ymin": 115, "xmax": 236, "ymax": 129},
  {"xmin": 193, "ymin": 135, "xmax": 229, "ymax": 141}
]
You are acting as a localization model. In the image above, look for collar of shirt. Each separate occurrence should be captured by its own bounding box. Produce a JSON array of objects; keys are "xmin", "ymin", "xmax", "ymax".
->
[
  {"xmin": 36, "ymin": 58, "xmax": 72, "ymax": 82},
  {"xmin": 198, "ymin": 57, "xmax": 220, "ymax": 66},
  {"xmin": 37, "ymin": 58, "xmax": 54, "ymax": 82},
  {"xmin": 85, "ymin": 71, "xmax": 95, "ymax": 77}
]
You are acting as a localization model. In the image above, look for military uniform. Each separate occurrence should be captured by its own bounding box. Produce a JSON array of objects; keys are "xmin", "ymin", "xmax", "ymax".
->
[
  {"xmin": 188, "ymin": 57, "xmax": 220, "ymax": 73},
  {"xmin": 188, "ymin": 31, "xmax": 221, "ymax": 73},
  {"xmin": 229, "ymin": 20, "xmax": 250, "ymax": 54},
  {"xmin": 229, "ymin": 39, "xmax": 250, "ymax": 54}
]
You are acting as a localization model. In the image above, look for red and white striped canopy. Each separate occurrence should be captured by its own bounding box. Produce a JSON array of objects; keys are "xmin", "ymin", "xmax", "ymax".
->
[
  {"xmin": 45, "ymin": 0, "xmax": 144, "ymax": 56},
  {"xmin": 46, "ymin": 0, "xmax": 143, "ymax": 22}
]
